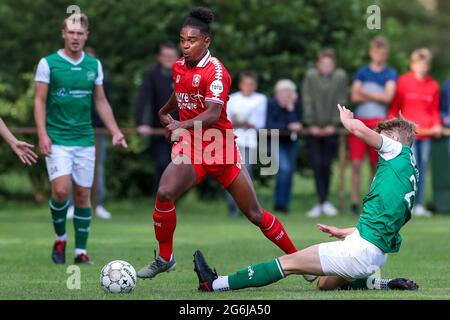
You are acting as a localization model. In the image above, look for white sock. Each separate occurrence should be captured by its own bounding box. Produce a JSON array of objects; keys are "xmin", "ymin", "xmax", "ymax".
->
[
  {"xmin": 75, "ymin": 248, "xmax": 87, "ymax": 256},
  {"xmin": 373, "ymin": 278, "xmax": 392, "ymax": 290},
  {"xmin": 212, "ymin": 276, "xmax": 230, "ymax": 292},
  {"xmin": 55, "ymin": 233, "xmax": 67, "ymax": 241}
]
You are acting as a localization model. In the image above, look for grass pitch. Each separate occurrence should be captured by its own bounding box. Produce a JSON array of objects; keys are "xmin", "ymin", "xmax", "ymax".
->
[{"xmin": 1, "ymin": 175, "xmax": 449, "ymax": 300}]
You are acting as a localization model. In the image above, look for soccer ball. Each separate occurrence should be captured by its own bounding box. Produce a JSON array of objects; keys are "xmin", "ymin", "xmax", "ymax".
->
[{"xmin": 100, "ymin": 260, "xmax": 137, "ymax": 293}]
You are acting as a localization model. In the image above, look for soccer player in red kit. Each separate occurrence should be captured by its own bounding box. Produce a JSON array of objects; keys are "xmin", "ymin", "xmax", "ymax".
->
[{"xmin": 137, "ymin": 7, "xmax": 298, "ymax": 279}]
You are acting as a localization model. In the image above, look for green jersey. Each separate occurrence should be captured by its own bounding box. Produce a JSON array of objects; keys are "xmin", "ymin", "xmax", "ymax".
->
[
  {"xmin": 357, "ymin": 135, "xmax": 419, "ymax": 253},
  {"xmin": 35, "ymin": 50, "xmax": 103, "ymax": 146}
]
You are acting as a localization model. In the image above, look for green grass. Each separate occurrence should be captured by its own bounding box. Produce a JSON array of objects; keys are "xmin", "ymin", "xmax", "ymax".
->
[{"xmin": 1, "ymin": 170, "xmax": 450, "ymax": 300}]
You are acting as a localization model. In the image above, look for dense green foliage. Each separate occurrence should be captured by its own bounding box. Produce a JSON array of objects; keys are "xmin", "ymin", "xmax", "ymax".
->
[{"xmin": 1, "ymin": 0, "xmax": 449, "ymax": 200}]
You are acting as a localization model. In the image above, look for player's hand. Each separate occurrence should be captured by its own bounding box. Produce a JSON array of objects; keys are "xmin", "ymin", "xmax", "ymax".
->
[
  {"xmin": 337, "ymin": 104, "xmax": 354, "ymax": 129},
  {"xmin": 166, "ymin": 121, "xmax": 187, "ymax": 142},
  {"xmin": 112, "ymin": 132, "xmax": 128, "ymax": 148},
  {"xmin": 159, "ymin": 113, "xmax": 175, "ymax": 127},
  {"xmin": 38, "ymin": 133, "xmax": 52, "ymax": 156},
  {"xmin": 136, "ymin": 125, "xmax": 153, "ymax": 136},
  {"xmin": 317, "ymin": 224, "xmax": 345, "ymax": 239},
  {"xmin": 337, "ymin": 104, "xmax": 354, "ymax": 120},
  {"xmin": 10, "ymin": 140, "xmax": 38, "ymax": 165}
]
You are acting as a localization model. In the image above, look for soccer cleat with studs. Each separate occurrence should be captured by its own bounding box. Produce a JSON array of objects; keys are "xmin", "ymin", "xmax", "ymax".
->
[
  {"xmin": 137, "ymin": 250, "xmax": 176, "ymax": 279},
  {"xmin": 388, "ymin": 278, "xmax": 419, "ymax": 290},
  {"xmin": 51, "ymin": 240, "xmax": 66, "ymax": 264},
  {"xmin": 193, "ymin": 250, "xmax": 218, "ymax": 292},
  {"xmin": 74, "ymin": 253, "xmax": 94, "ymax": 265}
]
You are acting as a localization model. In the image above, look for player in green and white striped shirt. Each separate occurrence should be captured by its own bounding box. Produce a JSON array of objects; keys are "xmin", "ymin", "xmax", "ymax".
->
[
  {"xmin": 34, "ymin": 13, "xmax": 127, "ymax": 265},
  {"xmin": 193, "ymin": 104, "xmax": 419, "ymax": 292}
]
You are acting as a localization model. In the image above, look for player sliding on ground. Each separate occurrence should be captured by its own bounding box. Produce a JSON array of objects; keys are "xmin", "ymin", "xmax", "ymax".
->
[
  {"xmin": 193, "ymin": 104, "xmax": 419, "ymax": 292},
  {"xmin": 0, "ymin": 117, "xmax": 38, "ymax": 165},
  {"xmin": 137, "ymin": 7, "xmax": 298, "ymax": 279}
]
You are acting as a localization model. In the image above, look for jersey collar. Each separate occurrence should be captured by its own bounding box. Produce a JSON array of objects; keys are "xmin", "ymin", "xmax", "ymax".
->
[
  {"xmin": 196, "ymin": 50, "xmax": 211, "ymax": 68},
  {"xmin": 58, "ymin": 49, "xmax": 85, "ymax": 65}
]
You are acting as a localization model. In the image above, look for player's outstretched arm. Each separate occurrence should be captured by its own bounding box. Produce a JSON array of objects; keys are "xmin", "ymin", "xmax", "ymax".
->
[
  {"xmin": 338, "ymin": 104, "xmax": 382, "ymax": 149},
  {"xmin": 0, "ymin": 118, "xmax": 38, "ymax": 165},
  {"xmin": 317, "ymin": 224, "xmax": 355, "ymax": 239},
  {"xmin": 94, "ymin": 85, "xmax": 128, "ymax": 148}
]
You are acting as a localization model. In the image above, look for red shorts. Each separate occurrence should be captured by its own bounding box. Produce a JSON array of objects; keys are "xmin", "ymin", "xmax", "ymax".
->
[
  {"xmin": 171, "ymin": 131, "xmax": 242, "ymax": 189},
  {"xmin": 348, "ymin": 117, "xmax": 384, "ymax": 164}
]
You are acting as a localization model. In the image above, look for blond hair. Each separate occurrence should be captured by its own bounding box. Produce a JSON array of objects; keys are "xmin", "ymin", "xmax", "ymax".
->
[
  {"xmin": 410, "ymin": 48, "xmax": 432, "ymax": 66},
  {"xmin": 274, "ymin": 79, "xmax": 297, "ymax": 93},
  {"xmin": 375, "ymin": 118, "xmax": 417, "ymax": 146},
  {"xmin": 63, "ymin": 13, "xmax": 89, "ymax": 30}
]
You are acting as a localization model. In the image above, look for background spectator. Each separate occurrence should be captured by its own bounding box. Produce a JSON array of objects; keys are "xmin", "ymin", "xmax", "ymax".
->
[
  {"xmin": 441, "ymin": 77, "xmax": 450, "ymax": 159},
  {"xmin": 266, "ymin": 79, "xmax": 302, "ymax": 214},
  {"xmin": 349, "ymin": 36, "xmax": 397, "ymax": 215},
  {"xmin": 225, "ymin": 71, "xmax": 267, "ymax": 217},
  {"xmin": 302, "ymin": 48, "xmax": 348, "ymax": 218},
  {"xmin": 136, "ymin": 42, "xmax": 179, "ymax": 193},
  {"xmin": 388, "ymin": 48, "xmax": 442, "ymax": 217}
]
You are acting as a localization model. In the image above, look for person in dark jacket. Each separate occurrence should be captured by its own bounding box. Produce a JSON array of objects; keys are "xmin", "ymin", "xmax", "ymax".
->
[
  {"xmin": 266, "ymin": 79, "xmax": 302, "ymax": 213},
  {"xmin": 135, "ymin": 42, "xmax": 179, "ymax": 192}
]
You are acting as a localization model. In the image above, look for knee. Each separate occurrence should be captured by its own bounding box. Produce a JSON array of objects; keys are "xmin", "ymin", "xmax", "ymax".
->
[
  {"xmin": 352, "ymin": 162, "xmax": 362, "ymax": 171},
  {"xmin": 246, "ymin": 206, "xmax": 263, "ymax": 225},
  {"xmin": 73, "ymin": 188, "xmax": 90, "ymax": 205},
  {"xmin": 316, "ymin": 277, "xmax": 336, "ymax": 291},
  {"xmin": 53, "ymin": 186, "xmax": 69, "ymax": 202},
  {"xmin": 157, "ymin": 186, "xmax": 175, "ymax": 202}
]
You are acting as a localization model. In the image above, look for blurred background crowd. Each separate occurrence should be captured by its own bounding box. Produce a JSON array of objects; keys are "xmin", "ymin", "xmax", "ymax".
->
[{"xmin": 1, "ymin": 0, "xmax": 450, "ymax": 218}]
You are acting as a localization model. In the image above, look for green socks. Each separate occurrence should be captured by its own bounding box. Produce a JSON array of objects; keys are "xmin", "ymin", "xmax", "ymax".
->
[
  {"xmin": 228, "ymin": 259, "xmax": 285, "ymax": 290},
  {"xmin": 341, "ymin": 277, "xmax": 392, "ymax": 290},
  {"xmin": 73, "ymin": 207, "xmax": 92, "ymax": 251},
  {"xmin": 49, "ymin": 198, "xmax": 70, "ymax": 237}
]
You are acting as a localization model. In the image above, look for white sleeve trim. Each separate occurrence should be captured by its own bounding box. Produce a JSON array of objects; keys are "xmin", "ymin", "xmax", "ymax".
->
[
  {"xmin": 95, "ymin": 59, "xmax": 104, "ymax": 85},
  {"xmin": 205, "ymin": 97, "xmax": 224, "ymax": 105},
  {"xmin": 35, "ymin": 58, "xmax": 50, "ymax": 83},
  {"xmin": 378, "ymin": 134, "xmax": 403, "ymax": 160}
]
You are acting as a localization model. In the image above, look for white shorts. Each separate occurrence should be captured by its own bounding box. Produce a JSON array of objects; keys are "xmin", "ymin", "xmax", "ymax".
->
[
  {"xmin": 318, "ymin": 229, "xmax": 388, "ymax": 281},
  {"xmin": 45, "ymin": 145, "xmax": 96, "ymax": 188}
]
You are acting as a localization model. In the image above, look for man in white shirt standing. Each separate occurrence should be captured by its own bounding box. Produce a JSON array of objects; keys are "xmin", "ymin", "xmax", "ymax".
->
[{"xmin": 226, "ymin": 71, "xmax": 267, "ymax": 217}]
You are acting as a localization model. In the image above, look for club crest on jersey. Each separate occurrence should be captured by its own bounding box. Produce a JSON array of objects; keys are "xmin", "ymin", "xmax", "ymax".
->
[
  {"xmin": 87, "ymin": 70, "xmax": 96, "ymax": 81},
  {"xmin": 176, "ymin": 75, "xmax": 180, "ymax": 83},
  {"xmin": 192, "ymin": 74, "xmax": 201, "ymax": 87}
]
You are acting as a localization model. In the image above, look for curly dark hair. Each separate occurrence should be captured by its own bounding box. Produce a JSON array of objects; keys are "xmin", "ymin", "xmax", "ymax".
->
[{"xmin": 183, "ymin": 7, "xmax": 214, "ymax": 35}]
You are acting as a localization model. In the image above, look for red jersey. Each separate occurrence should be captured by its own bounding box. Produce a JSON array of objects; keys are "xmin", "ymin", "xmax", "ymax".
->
[
  {"xmin": 171, "ymin": 51, "xmax": 240, "ymax": 177},
  {"xmin": 172, "ymin": 50, "xmax": 233, "ymax": 133},
  {"xmin": 388, "ymin": 71, "xmax": 441, "ymax": 139}
]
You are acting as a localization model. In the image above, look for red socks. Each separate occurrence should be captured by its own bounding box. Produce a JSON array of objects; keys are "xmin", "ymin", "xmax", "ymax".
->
[
  {"xmin": 153, "ymin": 199, "xmax": 177, "ymax": 261},
  {"xmin": 153, "ymin": 202, "xmax": 296, "ymax": 260},
  {"xmin": 259, "ymin": 210, "xmax": 298, "ymax": 254}
]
